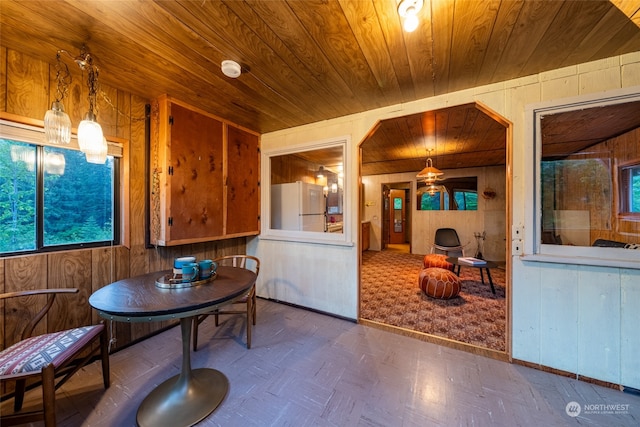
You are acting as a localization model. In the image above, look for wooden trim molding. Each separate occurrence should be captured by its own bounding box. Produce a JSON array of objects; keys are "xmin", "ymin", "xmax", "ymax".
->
[{"xmin": 512, "ymin": 359, "xmax": 624, "ymax": 391}]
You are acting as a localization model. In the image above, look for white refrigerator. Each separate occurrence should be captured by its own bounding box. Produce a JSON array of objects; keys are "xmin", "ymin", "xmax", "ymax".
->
[{"xmin": 271, "ymin": 181, "xmax": 326, "ymax": 231}]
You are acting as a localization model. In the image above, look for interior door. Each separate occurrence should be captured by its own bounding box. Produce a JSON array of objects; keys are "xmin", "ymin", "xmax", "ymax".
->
[{"xmin": 389, "ymin": 189, "xmax": 405, "ymax": 244}]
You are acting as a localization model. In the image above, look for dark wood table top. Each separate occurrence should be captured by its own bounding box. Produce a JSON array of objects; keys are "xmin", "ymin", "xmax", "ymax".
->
[
  {"xmin": 89, "ymin": 266, "xmax": 257, "ymax": 322},
  {"xmin": 446, "ymin": 257, "xmax": 498, "ymax": 269}
]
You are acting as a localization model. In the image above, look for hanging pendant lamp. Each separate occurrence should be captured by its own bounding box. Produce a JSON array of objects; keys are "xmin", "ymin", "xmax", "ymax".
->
[
  {"xmin": 416, "ymin": 157, "xmax": 443, "ymax": 182},
  {"xmin": 44, "ymin": 53, "xmax": 71, "ymax": 144},
  {"xmin": 76, "ymin": 52, "xmax": 106, "ymax": 163}
]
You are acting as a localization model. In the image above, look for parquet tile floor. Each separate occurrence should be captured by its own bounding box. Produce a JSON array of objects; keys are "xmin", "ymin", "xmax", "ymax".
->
[{"xmin": 3, "ymin": 299, "xmax": 638, "ymax": 426}]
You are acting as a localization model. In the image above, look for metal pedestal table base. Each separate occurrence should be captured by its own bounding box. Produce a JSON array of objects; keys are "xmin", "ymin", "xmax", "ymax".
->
[{"xmin": 137, "ymin": 318, "xmax": 229, "ymax": 427}]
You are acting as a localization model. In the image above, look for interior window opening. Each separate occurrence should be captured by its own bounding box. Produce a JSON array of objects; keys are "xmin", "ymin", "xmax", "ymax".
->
[
  {"xmin": 263, "ymin": 138, "xmax": 349, "ymax": 244},
  {"xmin": 526, "ymin": 89, "xmax": 640, "ymax": 266}
]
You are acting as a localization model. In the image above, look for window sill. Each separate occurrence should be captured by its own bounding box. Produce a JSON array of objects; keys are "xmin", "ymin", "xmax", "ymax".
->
[
  {"xmin": 617, "ymin": 213, "xmax": 640, "ymax": 222},
  {"xmin": 521, "ymin": 253, "xmax": 640, "ymax": 270},
  {"xmin": 259, "ymin": 233, "xmax": 354, "ymax": 247}
]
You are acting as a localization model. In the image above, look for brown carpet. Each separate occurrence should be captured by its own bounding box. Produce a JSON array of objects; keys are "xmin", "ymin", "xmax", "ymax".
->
[{"xmin": 360, "ymin": 250, "xmax": 506, "ymax": 352}]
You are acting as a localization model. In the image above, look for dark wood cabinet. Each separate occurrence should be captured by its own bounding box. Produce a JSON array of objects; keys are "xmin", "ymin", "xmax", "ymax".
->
[
  {"xmin": 362, "ymin": 221, "xmax": 371, "ymax": 251},
  {"xmin": 150, "ymin": 95, "xmax": 260, "ymax": 246}
]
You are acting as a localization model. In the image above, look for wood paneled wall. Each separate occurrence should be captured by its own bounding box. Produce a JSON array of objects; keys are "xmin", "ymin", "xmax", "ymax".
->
[
  {"xmin": 0, "ymin": 45, "xmax": 247, "ymax": 353},
  {"xmin": 559, "ymin": 127, "xmax": 640, "ymax": 245},
  {"xmin": 270, "ymin": 154, "xmax": 318, "ymax": 185}
]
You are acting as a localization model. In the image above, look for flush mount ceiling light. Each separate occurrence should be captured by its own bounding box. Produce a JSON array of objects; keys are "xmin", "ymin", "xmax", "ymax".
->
[
  {"xmin": 398, "ymin": 0, "xmax": 424, "ymax": 32},
  {"xmin": 221, "ymin": 60, "xmax": 242, "ymax": 78}
]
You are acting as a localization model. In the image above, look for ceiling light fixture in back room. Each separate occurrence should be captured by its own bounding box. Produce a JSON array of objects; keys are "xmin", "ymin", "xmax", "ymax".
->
[{"xmin": 417, "ymin": 147, "xmax": 444, "ymax": 196}]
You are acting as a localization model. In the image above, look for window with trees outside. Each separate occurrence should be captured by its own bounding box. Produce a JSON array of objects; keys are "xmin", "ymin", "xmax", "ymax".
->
[
  {"xmin": 1, "ymin": 120, "xmax": 120, "ymax": 256},
  {"xmin": 417, "ymin": 176, "xmax": 477, "ymax": 211},
  {"xmin": 619, "ymin": 162, "xmax": 640, "ymax": 216}
]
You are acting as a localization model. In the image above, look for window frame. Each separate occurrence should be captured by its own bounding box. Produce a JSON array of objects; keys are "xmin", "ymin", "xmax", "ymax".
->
[
  {"xmin": 523, "ymin": 87, "xmax": 640, "ymax": 269},
  {"xmin": 261, "ymin": 136, "xmax": 352, "ymax": 246},
  {"xmin": 416, "ymin": 176, "xmax": 477, "ymax": 211},
  {"xmin": 0, "ymin": 115, "xmax": 127, "ymax": 256},
  {"xmin": 453, "ymin": 189, "xmax": 478, "ymax": 210},
  {"xmin": 618, "ymin": 159, "xmax": 640, "ymax": 219}
]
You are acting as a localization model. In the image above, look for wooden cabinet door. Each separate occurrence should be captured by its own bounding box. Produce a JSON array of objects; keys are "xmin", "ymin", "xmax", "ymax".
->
[
  {"xmin": 225, "ymin": 125, "xmax": 260, "ymax": 235},
  {"xmin": 167, "ymin": 103, "xmax": 224, "ymax": 242},
  {"xmin": 151, "ymin": 96, "xmax": 260, "ymax": 245}
]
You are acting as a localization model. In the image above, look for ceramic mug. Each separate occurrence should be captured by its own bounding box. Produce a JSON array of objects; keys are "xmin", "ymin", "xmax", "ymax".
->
[
  {"xmin": 181, "ymin": 262, "xmax": 199, "ymax": 282},
  {"xmin": 174, "ymin": 256, "xmax": 196, "ymax": 269},
  {"xmin": 198, "ymin": 260, "xmax": 218, "ymax": 279},
  {"xmin": 174, "ymin": 256, "xmax": 196, "ymax": 276}
]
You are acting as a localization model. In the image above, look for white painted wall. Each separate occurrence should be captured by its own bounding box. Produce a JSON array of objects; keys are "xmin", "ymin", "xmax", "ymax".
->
[{"xmin": 249, "ymin": 52, "xmax": 640, "ymax": 389}]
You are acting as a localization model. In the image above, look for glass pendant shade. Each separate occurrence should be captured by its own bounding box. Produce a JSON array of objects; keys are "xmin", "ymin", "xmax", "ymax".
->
[
  {"xmin": 78, "ymin": 110, "xmax": 104, "ymax": 161},
  {"xmin": 84, "ymin": 137, "xmax": 108, "ymax": 164},
  {"xmin": 44, "ymin": 101, "xmax": 72, "ymax": 144}
]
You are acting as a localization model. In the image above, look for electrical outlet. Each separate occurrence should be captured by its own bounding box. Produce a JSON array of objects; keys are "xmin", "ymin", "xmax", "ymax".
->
[
  {"xmin": 512, "ymin": 239, "xmax": 523, "ymax": 256},
  {"xmin": 512, "ymin": 224, "xmax": 523, "ymax": 238}
]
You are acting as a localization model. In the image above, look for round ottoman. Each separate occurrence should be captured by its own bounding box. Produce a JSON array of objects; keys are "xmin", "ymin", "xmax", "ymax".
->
[
  {"xmin": 423, "ymin": 253, "xmax": 453, "ymax": 271},
  {"xmin": 419, "ymin": 267, "xmax": 461, "ymax": 299}
]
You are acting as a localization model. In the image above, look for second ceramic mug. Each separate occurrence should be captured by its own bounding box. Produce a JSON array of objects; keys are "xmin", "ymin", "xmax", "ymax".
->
[
  {"xmin": 198, "ymin": 259, "xmax": 217, "ymax": 279},
  {"xmin": 181, "ymin": 262, "xmax": 199, "ymax": 282}
]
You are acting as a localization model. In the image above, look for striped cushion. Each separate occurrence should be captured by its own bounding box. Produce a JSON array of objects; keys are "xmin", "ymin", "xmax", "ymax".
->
[{"xmin": 0, "ymin": 325, "xmax": 103, "ymax": 376}]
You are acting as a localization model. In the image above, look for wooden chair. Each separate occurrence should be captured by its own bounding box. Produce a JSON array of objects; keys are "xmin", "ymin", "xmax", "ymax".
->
[
  {"xmin": 192, "ymin": 255, "xmax": 260, "ymax": 350},
  {"xmin": 0, "ymin": 288, "xmax": 110, "ymax": 426}
]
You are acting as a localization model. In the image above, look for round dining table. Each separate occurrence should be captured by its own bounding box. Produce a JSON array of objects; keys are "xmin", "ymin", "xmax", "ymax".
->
[{"xmin": 89, "ymin": 266, "xmax": 257, "ymax": 427}]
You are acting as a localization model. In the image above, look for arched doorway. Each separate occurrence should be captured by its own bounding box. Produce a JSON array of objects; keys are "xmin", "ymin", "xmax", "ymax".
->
[{"xmin": 359, "ymin": 102, "xmax": 511, "ymax": 358}]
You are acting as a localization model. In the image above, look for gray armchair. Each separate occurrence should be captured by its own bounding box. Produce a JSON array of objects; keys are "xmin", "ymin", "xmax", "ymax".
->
[{"xmin": 432, "ymin": 228, "xmax": 465, "ymax": 258}]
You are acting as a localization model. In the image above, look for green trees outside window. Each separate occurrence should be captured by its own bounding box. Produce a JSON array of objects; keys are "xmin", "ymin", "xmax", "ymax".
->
[
  {"xmin": 417, "ymin": 176, "xmax": 477, "ymax": 211},
  {"xmin": 1, "ymin": 139, "xmax": 117, "ymax": 255},
  {"xmin": 625, "ymin": 165, "xmax": 640, "ymax": 213}
]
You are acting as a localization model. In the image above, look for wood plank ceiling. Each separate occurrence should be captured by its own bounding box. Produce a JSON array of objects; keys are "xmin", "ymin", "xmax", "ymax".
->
[{"xmin": 1, "ymin": 1, "xmax": 640, "ymax": 175}]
